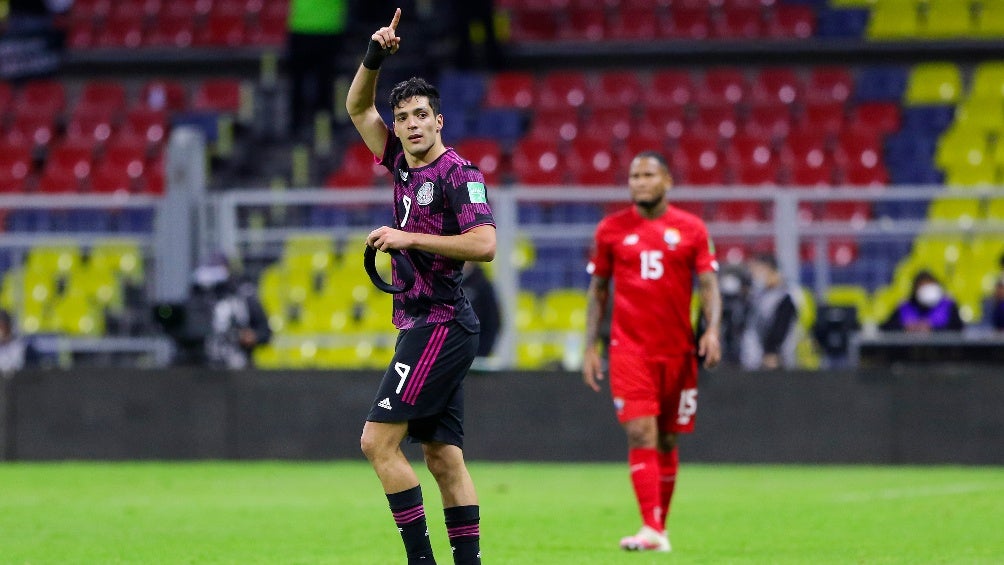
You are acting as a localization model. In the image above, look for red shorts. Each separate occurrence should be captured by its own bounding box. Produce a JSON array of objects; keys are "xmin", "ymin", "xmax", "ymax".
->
[{"xmin": 608, "ymin": 351, "xmax": 699, "ymax": 434}]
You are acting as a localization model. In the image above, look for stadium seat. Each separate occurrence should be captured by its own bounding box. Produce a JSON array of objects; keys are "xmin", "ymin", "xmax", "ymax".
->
[
  {"xmin": 866, "ymin": 0, "xmax": 920, "ymax": 39},
  {"xmin": 123, "ymin": 107, "xmax": 169, "ymax": 149},
  {"xmin": 484, "ymin": 72, "xmax": 535, "ymax": 109},
  {"xmin": 840, "ymin": 160, "xmax": 888, "ymax": 186},
  {"xmin": 975, "ymin": 2, "xmax": 1004, "ymax": 37},
  {"xmin": 921, "ymin": 0, "xmax": 972, "ymax": 38},
  {"xmin": 468, "ymin": 109, "xmax": 524, "ymax": 144},
  {"xmin": 700, "ymin": 67, "xmax": 749, "ymax": 106},
  {"xmin": 537, "ymin": 71, "xmax": 591, "ymax": 110},
  {"xmin": 904, "ymin": 62, "xmax": 962, "ymax": 106},
  {"xmin": 455, "ymin": 138, "xmax": 503, "ymax": 186},
  {"xmin": 65, "ymin": 110, "xmax": 115, "ymax": 149},
  {"xmin": 566, "ymin": 137, "xmax": 619, "ymax": 186},
  {"xmin": 139, "ymin": 79, "xmax": 188, "ymax": 112},
  {"xmin": 695, "ymin": 102, "xmax": 740, "ymax": 140},
  {"xmin": 16, "ymin": 80, "xmax": 65, "ymax": 118},
  {"xmin": 101, "ymin": 141, "xmax": 148, "ymax": 185},
  {"xmin": 145, "ymin": 12, "xmax": 196, "ymax": 47},
  {"xmin": 78, "ymin": 82, "xmax": 127, "ymax": 116},
  {"xmin": 195, "ymin": 13, "xmax": 248, "ymax": 46},
  {"xmin": 954, "ymin": 97, "xmax": 1004, "ymax": 133},
  {"xmin": 767, "ymin": 4, "xmax": 816, "ymax": 38},
  {"xmin": 508, "ymin": 9, "xmax": 560, "ymax": 42},
  {"xmin": 593, "ymin": 71, "xmax": 643, "ymax": 110},
  {"xmin": 806, "ymin": 66, "xmax": 854, "ymax": 104},
  {"xmin": 526, "ymin": 106, "xmax": 580, "ymax": 143},
  {"xmin": 900, "ymin": 105, "xmax": 955, "ymax": 135},
  {"xmin": 511, "ymin": 138, "xmax": 564, "ymax": 185},
  {"xmin": 40, "ymin": 142, "xmax": 94, "ymax": 193},
  {"xmin": 712, "ymin": 200, "xmax": 768, "ymax": 223},
  {"xmin": 935, "ymin": 124, "xmax": 991, "ymax": 169},
  {"xmin": 834, "ymin": 128, "xmax": 883, "ymax": 169},
  {"xmin": 560, "ymin": 8, "xmax": 605, "ymax": 41},
  {"xmin": 0, "ymin": 141, "xmax": 34, "ymax": 193},
  {"xmin": 645, "ymin": 70, "xmax": 695, "ymax": 107},
  {"xmin": 96, "ymin": 13, "xmax": 145, "ymax": 48},
  {"xmin": 855, "ymin": 66, "xmax": 908, "ymax": 102},
  {"xmin": 801, "ymin": 100, "xmax": 846, "ymax": 137},
  {"xmin": 253, "ymin": 11, "xmax": 288, "ymax": 46},
  {"xmin": 637, "ymin": 105, "xmax": 686, "ymax": 143},
  {"xmin": 325, "ymin": 142, "xmax": 379, "ymax": 188},
  {"xmin": 438, "ymin": 71, "xmax": 486, "ymax": 111},
  {"xmin": 969, "ymin": 61, "xmax": 1004, "ymax": 99},
  {"xmin": 848, "ymin": 102, "xmax": 901, "ymax": 136},
  {"xmin": 583, "ymin": 106, "xmax": 633, "ymax": 142},
  {"xmin": 821, "ymin": 201, "xmax": 871, "ymax": 224},
  {"xmin": 816, "ymin": 7, "xmax": 869, "ymax": 38},
  {"xmin": 606, "ymin": 8, "xmax": 659, "ymax": 40},
  {"xmin": 943, "ymin": 161, "xmax": 999, "ymax": 187},
  {"xmin": 193, "ymin": 79, "xmax": 242, "ymax": 113},
  {"xmin": 663, "ymin": 6, "xmax": 712, "ymax": 39},
  {"xmin": 744, "ymin": 101, "xmax": 794, "ymax": 140},
  {"xmin": 713, "ymin": 7, "xmax": 763, "ymax": 39},
  {"xmin": 927, "ymin": 196, "xmax": 981, "ymax": 226},
  {"xmin": 751, "ymin": 67, "xmax": 803, "ymax": 106}
]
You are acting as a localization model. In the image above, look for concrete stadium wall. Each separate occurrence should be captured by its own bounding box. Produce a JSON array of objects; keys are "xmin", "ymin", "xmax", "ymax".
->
[{"xmin": 1, "ymin": 367, "xmax": 1002, "ymax": 464}]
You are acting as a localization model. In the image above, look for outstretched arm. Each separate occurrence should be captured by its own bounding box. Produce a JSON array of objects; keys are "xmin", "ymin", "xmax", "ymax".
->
[{"xmin": 346, "ymin": 8, "xmax": 402, "ymax": 157}]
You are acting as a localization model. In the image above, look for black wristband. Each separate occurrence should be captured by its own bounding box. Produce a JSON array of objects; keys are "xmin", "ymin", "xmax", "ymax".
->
[{"xmin": 362, "ymin": 39, "xmax": 390, "ymax": 70}]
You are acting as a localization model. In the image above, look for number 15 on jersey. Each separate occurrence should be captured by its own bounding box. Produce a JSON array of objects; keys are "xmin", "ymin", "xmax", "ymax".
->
[{"xmin": 640, "ymin": 250, "xmax": 664, "ymax": 280}]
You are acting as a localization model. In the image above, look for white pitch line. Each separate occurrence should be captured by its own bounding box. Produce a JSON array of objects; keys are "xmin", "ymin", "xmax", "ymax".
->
[{"xmin": 834, "ymin": 483, "xmax": 1003, "ymax": 503}]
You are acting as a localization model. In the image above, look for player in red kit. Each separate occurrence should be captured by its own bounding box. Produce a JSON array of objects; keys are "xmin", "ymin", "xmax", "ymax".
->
[{"xmin": 583, "ymin": 151, "xmax": 722, "ymax": 553}]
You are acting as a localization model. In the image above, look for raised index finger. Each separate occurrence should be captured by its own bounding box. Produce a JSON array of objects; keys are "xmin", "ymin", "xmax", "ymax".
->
[{"xmin": 389, "ymin": 8, "xmax": 401, "ymax": 31}]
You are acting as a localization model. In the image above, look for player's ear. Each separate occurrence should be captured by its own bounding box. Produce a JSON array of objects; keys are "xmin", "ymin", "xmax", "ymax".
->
[{"xmin": 436, "ymin": 113, "xmax": 444, "ymax": 132}]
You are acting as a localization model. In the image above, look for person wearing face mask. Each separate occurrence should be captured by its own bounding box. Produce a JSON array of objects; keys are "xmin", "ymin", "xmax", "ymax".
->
[
  {"xmin": 881, "ymin": 270, "xmax": 964, "ymax": 333},
  {"xmin": 739, "ymin": 254, "xmax": 800, "ymax": 371}
]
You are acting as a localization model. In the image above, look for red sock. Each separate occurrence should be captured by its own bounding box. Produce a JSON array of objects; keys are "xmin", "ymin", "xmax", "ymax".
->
[
  {"xmin": 628, "ymin": 448, "xmax": 663, "ymax": 532},
  {"xmin": 659, "ymin": 448, "xmax": 679, "ymax": 530}
]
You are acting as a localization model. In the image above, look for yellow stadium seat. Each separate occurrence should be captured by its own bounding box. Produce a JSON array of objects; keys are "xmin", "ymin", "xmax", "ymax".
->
[
  {"xmin": 993, "ymin": 132, "xmax": 1004, "ymax": 165},
  {"xmin": 926, "ymin": 196, "xmax": 982, "ymax": 225},
  {"xmin": 252, "ymin": 344, "xmax": 285, "ymax": 369},
  {"xmin": 69, "ymin": 264, "xmax": 123, "ymax": 311},
  {"xmin": 969, "ymin": 61, "xmax": 1004, "ymax": 99},
  {"xmin": 50, "ymin": 294, "xmax": 105, "ymax": 336},
  {"xmin": 797, "ymin": 287, "xmax": 816, "ymax": 331},
  {"xmin": 867, "ymin": 1, "xmax": 921, "ymax": 39},
  {"xmin": 912, "ymin": 234, "xmax": 966, "ymax": 279},
  {"xmin": 515, "ymin": 291, "xmax": 540, "ymax": 331},
  {"xmin": 944, "ymin": 161, "xmax": 1000, "ymax": 187},
  {"xmin": 934, "ymin": 125, "xmax": 991, "ymax": 169},
  {"xmin": 515, "ymin": 338, "xmax": 563, "ymax": 370},
  {"xmin": 541, "ymin": 289, "xmax": 588, "ymax": 331},
  {"xmin": 985, "ymin": 197, "xmax": 1004, "ymax": 219},
  {"xmin": 284, "ymin": 234, "xmax": 335, "ymax": 259},
  {"xmin": 295, "ymin": 296, "xmax": 355, "ymax": 334},
  {"xmin": 824, "ymin": 284, "xmax": 873, "ymax": 323},
  {"xmin": 830, "ymin": 0, "xmax": 875, "ymax": 6},
  {"xmin": 26, "ymin": 242, "xmax": 81, "ymax": 277},
  {"xmin": 90, "ymin": 238, "xmax": 144, "ymax": 285},
  {"xmin": 22, "ymin": 269, "xmax": 57, "ymax": 306},
  {"xmin": 905, "ymin": 62, "xmax": 962, "ymax": 105},
  {"xmin": 870, "ymin": 285, "xmax": 904, "ymax": 326},
  {"xmin": 975, "ymin": 3, "xmax": 1004, "ymax": 37},
  {"xmin": 0, "ymin": 268, "xmax": 22, "ymax": 311},
  {"xmin": 954, "ymin": 97, "xmax": 1004, "ymax": 132},
  {"xmin": 921, "ymin": 0, "xmax": 973, "ymax": 38}
]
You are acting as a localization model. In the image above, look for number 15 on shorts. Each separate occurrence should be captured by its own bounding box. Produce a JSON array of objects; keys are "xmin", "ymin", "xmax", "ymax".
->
[{"xmin": 677, "ymin": 388, "xmax": 697, "ymax": 425}]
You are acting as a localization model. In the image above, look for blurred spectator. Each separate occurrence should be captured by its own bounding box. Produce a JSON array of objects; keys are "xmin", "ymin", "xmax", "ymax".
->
[
  {"xmin": 881, "ymin": 270, "xmax": 963, "ymax": 333},
  {"xmin": 287, "ymin": 0, "xmax": 349, "ymax": 137},
  {"xmin": 187, "ymin": 256, "xmax": 272, "ymax": 369},
  {"xmin": 718, "ymin": 263, "xmax": 751, "ymax": 366},
  {"xmin": 0, "ymin": 309, "xmax": 28, "ymax": 375},
  {"xmin": 461, "ymin": 262, "xmax": 500, "ymax": 357},
  {"xmin": 740, "ymin": 254, "xmax": 799, "ymax": 370}
]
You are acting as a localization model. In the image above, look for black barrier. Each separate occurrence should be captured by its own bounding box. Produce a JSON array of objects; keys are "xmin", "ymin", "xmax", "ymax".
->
[{"xmin": 2, "ymin": 368, "xmax": 1003, "ymax": 464}]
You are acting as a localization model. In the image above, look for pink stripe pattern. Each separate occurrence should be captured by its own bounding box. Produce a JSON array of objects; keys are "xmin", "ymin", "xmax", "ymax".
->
[
  {"xmin": 401, "ymin": 325, "xmax": 449, "ymax": 405},
  {"xmin": 393, "ymin": 505, "xmax": 425, "ymax": 525},
  {"xmin": 447, "ymin": 525, "xmax": 480, "ymax": 539}
]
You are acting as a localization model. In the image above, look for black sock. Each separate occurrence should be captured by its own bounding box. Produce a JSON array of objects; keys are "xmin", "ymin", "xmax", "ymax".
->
[
  {"xmin": 387, "ymin": 486, "xmax": 436, "ymax": 564},
  {"xmin": 444, "ymin": 505, "xmax": 480, "ymax": 565}
]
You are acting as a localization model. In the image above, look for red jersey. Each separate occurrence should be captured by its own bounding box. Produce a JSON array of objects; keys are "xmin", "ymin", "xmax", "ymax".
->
[{"xmin": 587, "ymin": 204, "xmax": 718, "ymax": 358}]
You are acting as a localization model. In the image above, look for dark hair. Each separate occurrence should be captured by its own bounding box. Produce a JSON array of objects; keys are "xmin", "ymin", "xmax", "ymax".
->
[
  {"xmin": 751, "ymin": 253, "xmax": 779, "ymax": 271},
  {"xmin": 388, "ymin": 77, "xmax": 441, "ymax": 116},
  {"xmin": 633, "ymin": 150, "xmax": 670, "ymax": 172}
]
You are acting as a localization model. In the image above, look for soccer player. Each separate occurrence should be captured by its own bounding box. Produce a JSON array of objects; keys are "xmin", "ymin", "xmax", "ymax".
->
[
  {"xmin": 345, "ymin": 9, "xmax": 496, "ymax": 565},
  {"xmin": 582, "ymin": 151, "xmax": 722, "ymax": 552}
]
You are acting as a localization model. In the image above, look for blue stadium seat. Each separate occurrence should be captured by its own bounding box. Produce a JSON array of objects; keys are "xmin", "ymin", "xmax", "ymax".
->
[
  {"xmin": 68, "ymin": 209, "xmax": 112, "ymax": 232},
  {"xmin": 900, "ymin": 106, "xmax": 955, "ymax": 135},
  {"xmin": 518, "ymin": 202, "xmax": 545, "ymax": 224},
  {"xmin": 889, "ymin": 164, "xmax": 943, "ymax": 185},
  {"xmin": 469, "ymin": 109, "xmax": 525, "ymax": 144},
  {"xmin": 437, "ymin": 71, "xmax": 486, "ymax": 111},
  {"xmin": 816, "ymin": 8, "xmax": 869, "ymax": 38},
  {"xmin": 884, "ymin": 133, "xmax": 937, "ymax": 167},
  {"xmin": 520, "ymin": 268, "xmax": 565, "ymax": 294},
  {"xmin": 874, "ymin": 199, "xmax": 931, "ymax": 220},
  {"xmin": 113, "ymin": 208, "xmax": 154, "ymax": 232},
  {"xmin": 548, "ymin": 203, "xmax": 603, "ymax": 224},
  {"xmin": 309, "ymin": 206, "xmax": 350, "ymax": 227},
  {"xmin": 854, "ymin": 66, "xmax": 908, "ymax": 102},
  {"xmin": 6, "ymin": 209, "xmax": 54, "ymax": 232}
]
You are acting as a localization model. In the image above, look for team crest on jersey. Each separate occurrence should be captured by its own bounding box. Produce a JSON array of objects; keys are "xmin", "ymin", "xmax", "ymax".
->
[
  {"xmin": 416, "ymin": 181, "xmax": 435, "ymax": 205},
  {"xmin": 664, "ymin": 228, "xmax": 681, "ymax": 250}
]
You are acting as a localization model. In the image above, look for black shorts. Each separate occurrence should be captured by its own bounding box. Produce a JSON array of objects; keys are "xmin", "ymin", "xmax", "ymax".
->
[{"xmin": 366, "ymin": 320, "xmax": 479, "ymax": 448}]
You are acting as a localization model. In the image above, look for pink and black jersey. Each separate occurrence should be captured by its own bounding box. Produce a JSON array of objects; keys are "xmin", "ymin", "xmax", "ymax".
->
[
  {"xmin": 587, "ymin": 205, "xmax": 718, "ymax": 358},
  {"xmin": 379, "ymin": 132, "xmax": 496, "ymax": 331}
]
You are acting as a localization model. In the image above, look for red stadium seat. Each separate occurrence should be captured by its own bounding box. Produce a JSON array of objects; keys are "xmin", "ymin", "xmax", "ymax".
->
[
  {"xmin": 526, "ymin": 106, "xmax": 580, "ymax": 143},
  {"xmin": 0, "ymin": 83, "xmax": 11, "ymax": 115},
  {"xmin": 145, "ymin": 13, "xmax": 195, "ymax": 47},
  {"xmin": 567, "ymin": 137, "xmax": 619, "ymax": 186},
  {"xmin": 712, "ymin": 201, "xmax": 769, "ymax": 223},
  {"xmin": 751, "ymin": 67, "xmax": 803, "ymax": 106},
  {"xmin": 821, "ymin": 201, "xmax": 872, "ymax": 223},
  {"xmin": 767, "ymin": 5, "xmax": 815, "ymax": 39},
  {"xmin": 583, "ymin": 106, "xmax": 633, "ymax": 142},
  {"xmin": 637, "ymin": 105, "xmax": 687, "ymax": 143},
  {"xmin": 164, "ymin": 0, "xmax": 211, "ymax": 18},
  {"xmin": 840, "ymin": 160, "xmax": 888, "ymax": 187},
  {"xmin": 593, "ymin": 71, "xmax": 643, "ymax": 110},
  {"xmin": 509, "ymin": 9, "xmax": 560, "ymax": 42},
  {"xmin": 801, "ymin": 100, "xmax": 846, "ymax": 137},
  {"xmin": 787, "ymin": 159, "xmax": 835, "ymax": 187},
  {"xmin": 109, "ymin": 0, "xmax": 148, "ymax": 19},
  {"xmin": 744, "ymin": 101, "xmax": 794, "ymax": 140},
  {"xmin": 213, "ymin": 0, "xmax": 250, "ymax": 17},
  {"xmin": 71, "ymin": 0, "xmax": 112, "ymax": 20},
  {"xmin": 325, "ymin": 142, "xmax": 380, "ymax": 188},
  {"xmin": 781, "ymin": 129, "xmax": 834, "ymax": 186},
  {"xmin": 848, "ymin": 102, "xmax": 900, "ymax": 136},
  {"xmin": 253, "ymin": 12, "xmax": 288, "ymax": 46},
  {"xmin": 78, "ymin": 82, "xmax": 127, "ymax": 116},
  {"xmin": 195, "ymin": 13, "xmax": 248, "ymax": 46},
  {"xmin": 618, "ymin": 132, "xmax": 668, "ymax": 171},
  {"xmin": 16, "ymin": 80, "xmax": 65, "ymax": 118},
  {"xmin": 644, "ymin": 70, "xmax": 695, "ymax": 108},
  {"xmin": 90, "ymin": 162, "xmax": 135, "ymax": 194},
  {"xmin": 261, "ymin": 0, "xmax": 289, "ymax": 20},
  {"xmin": 801, "ymin": 239, "xmax": 859, "ymax": 267},
  {"xmin": 144, "ymin": 157, "xmax": 166, "ymax": 194},
  {"xmin": 727, "ymin": 132, "xmax": 779, "ymax": 186},
  {"xmin": 65, "ymin": 111, "xmax": 116, "ymax": 148},
  {"xmin": 39, "ymin": 142, "xmax": 94, "ymax": 193},
  {"xmin": 713, "ymin": 7, "xmax": 763, "ymax": 39},
  {"xmin": 672, "ymin": 133, "xmax": 726, "ymax": 185},
  {"xmin": 96, "ymin": 13, "xmax": 145, "ymax": 48},
  {"xmin": 102, "ymin": 141, "xmax": 148, "ymax": 182},
  {"xmin": 5, "ymin": 111, "xmax": 57, "ymax": 148},
  {"xmin": 663, "ymin": 7, "xmax": 711, "ymax": 39},
  {"xmin": 455, "ymin": 138, "xmax": 503, "ymax": 186},
  {"xmin": 193, "ymin": 79, "xmax": 242, "ymax": 113},
  {"xmin": 560, "ymin": 8, "xmax": 605, "ymax": 41},
  {"xmin": 0, "ymin": 141, "xmax": 34, "ymax": 193},
  {"xmin": 67, "ymin": 20, "xmax": 95, "ymax": 49},
  {"xmin": 699, "ymin": 67, "xmax": 748, "ymax": 105},
  {"xmin": 537, "ymin": 71, "xmax": 591, "ymax": 110},
  {"xmin": 511, "ymin": 138, "xmax": 564, "ymax": 185},
  {"xmin": 123, "ymin": 107, "xmax": 169, "ymax": 149},
  {"xmin": 484, "ymin": 72, "xmax": 535, "ymax": 109},
  {"xmin": 806, "ymin": 67, "xmax": 854, "ymax": 104},
  {"xmin": 139, "ymin": 79, "xmax": 188, "ymax": 112},
  {"xmin": 695, "ymin": 102, "xmax": 740, "ymax": 140},
  {"xmin": 606, "ymin": 8, "xmax": 659, "ymax": 40}
]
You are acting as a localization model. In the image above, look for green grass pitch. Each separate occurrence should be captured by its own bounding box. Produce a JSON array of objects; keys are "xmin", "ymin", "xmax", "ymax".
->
[{"xmin": 1, "ymin": 461, "xmax": 1002, "ymax": 564}]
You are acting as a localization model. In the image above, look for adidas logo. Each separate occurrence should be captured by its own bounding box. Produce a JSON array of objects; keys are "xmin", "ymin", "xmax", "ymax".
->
[{"xmin": 378, "ymin": 398, "xmax": 392, "ymax": 410}]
